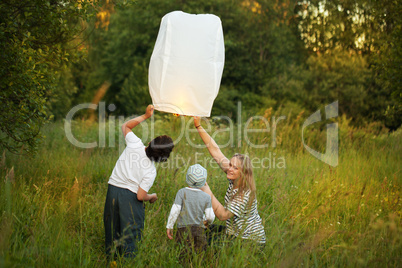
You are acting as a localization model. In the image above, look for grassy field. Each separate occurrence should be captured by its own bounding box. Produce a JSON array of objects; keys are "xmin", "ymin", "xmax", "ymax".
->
[{"xmin": 0, "ymin": 113, "xmax": 400, "ymax": 267}]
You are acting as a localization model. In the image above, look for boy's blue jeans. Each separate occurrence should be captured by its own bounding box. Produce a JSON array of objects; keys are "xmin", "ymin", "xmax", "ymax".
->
[{"xmin": 103, "ymin": 184, "xmax": 145, "ymax": 258}]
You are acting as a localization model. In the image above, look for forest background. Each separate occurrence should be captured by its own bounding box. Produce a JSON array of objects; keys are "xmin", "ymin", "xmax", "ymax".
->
[
  {"xmin": 0, "ymin": 0, "xmax": 401, "ymax": 267},
  {"xmin": 0, "ymin": 0, "xmax": 401, "ymax": 154}
]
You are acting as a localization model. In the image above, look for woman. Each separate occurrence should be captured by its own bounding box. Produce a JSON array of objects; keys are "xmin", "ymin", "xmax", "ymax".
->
[{"xmin": 194, "ymin": 117, "xmax": 266, "ymax": 245}]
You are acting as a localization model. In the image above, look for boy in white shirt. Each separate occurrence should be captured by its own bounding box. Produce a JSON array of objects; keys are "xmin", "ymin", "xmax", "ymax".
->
[{"xmin": 104, "ymin": 105, "xmax": 174, "ymax": 259}]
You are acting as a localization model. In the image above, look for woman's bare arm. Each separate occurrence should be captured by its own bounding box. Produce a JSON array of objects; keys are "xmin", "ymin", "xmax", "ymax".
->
[
  {"xmin": 201, "ymin": 183, "xmax": 233, "ymax": 221},
  {"xmin": 194, "ymin": 117, "xmax": 230, "ymax": 172}
]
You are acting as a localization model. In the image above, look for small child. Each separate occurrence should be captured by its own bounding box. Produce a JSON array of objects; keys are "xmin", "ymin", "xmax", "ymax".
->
[{"xmin": 166, "ymin": 164, "xmax": 215, "ymax": 253}]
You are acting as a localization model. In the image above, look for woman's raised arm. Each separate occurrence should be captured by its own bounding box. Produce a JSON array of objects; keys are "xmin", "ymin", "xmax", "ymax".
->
[{"xmin": 194, "ymin": 117, "xmax": 230, "ymax": 173}]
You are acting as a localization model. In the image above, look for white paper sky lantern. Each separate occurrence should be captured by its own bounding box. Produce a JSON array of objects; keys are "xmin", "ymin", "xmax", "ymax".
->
[{"xmin": 148, "ymin": 11, "xmax": 225, "ymax": 117}]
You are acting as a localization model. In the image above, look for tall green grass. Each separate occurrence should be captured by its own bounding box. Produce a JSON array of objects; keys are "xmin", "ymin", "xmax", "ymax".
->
[{"xmin": 0, "ymin": 114, "xmax": 400, "ymax": 267}]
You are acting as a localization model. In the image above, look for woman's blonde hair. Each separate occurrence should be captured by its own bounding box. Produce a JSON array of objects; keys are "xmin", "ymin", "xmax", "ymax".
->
[{"xmin": 231, "ymin": 153, "xmax": 256, "ymax": 205}]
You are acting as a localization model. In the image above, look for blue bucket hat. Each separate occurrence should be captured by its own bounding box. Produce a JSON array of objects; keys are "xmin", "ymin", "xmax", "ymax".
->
[{"xmin": 186, "ymin": 164, "xmax": 207, "ymax": 188}]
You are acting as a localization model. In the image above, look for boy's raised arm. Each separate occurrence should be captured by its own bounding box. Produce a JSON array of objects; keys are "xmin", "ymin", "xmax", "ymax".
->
[{"xmin": 122, "ymin": 105, "xmax": 154, "ymax": 137}]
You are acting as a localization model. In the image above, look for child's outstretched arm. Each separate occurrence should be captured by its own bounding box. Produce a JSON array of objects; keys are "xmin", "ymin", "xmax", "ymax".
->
[{"xmin": 121, "ymin": 104, "xmax": 154, "ymax": 137}]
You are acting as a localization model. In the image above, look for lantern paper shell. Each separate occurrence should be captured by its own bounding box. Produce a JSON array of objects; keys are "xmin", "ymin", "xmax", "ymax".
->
[{"xmin": 148, "ymin": 11, "xmax": 225, "ymax": 117}]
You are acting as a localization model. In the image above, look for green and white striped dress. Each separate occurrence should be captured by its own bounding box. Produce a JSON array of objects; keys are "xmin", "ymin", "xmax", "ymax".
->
[{"xmin": 224, "ymin": 180, "xmax": 266, "ymax": 244}]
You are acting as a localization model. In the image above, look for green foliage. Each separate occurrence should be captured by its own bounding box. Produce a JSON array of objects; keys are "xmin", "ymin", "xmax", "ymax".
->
[
  {"xmin": 369, "ymin": 0, "xmax": 402, "ymax": 130},
  {"xmin": 4, "ymin": 0, "xmax": 399, "ymax": 156},
  {"xmin": 118, "ymin": 61, "xmax": 152, "ymax": 115},
  {"xmin": 49, "ymin": 67, "xmax": 79, "ymax": 120},
  {"xmin": 79, "ymin": 0, "xmax": 304, "ymax": 117},
  {"xmin": 0, "ymin": 0, "xmax": 96, "ymax": 153},
  {"xmin": 72, "ymin": 0, "xmax": 399, "ymax": 129},
  {"xmin": 296, "ymin": 0, "xmax": 401, "ymax": 129},
  {"xmin": 82, "ymin": 0, "xmax": 172, "ymax": 115},
  {"xmin": 266, "ymin": 50, "xmax": 373, "ymax": 124},
  {"xmin": 296, "ymin": 0, "xmax": 380, "ymax": 53}
]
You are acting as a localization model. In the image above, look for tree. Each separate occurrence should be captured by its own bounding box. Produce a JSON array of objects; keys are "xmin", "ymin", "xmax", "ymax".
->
[
  {"xmin": 296, "ymin": 0, "xmax": 382, "ymax": 54},
  {"xmin": 79, "ymin": 0, "xmax": 304, "ymax": 118},
  {"xmin": 0, "ymin": 0, "xmax": 97, "ymax": 153},
  {"xmin": 61, "ymin": 0, "xmax": 399, "ymax": 128},
  {"xmin": 370, "ymin": 0, "xmax": 402, "ymax": 130},
  {"xmin": 294, "ymin": 0, "xmax": 401, "ymax": 128}
]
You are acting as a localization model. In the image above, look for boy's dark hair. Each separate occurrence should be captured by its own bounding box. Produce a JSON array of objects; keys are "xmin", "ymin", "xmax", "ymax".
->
[{"xmin": 145, "ymin": 135, "xmax": 174, "ymax": 162}]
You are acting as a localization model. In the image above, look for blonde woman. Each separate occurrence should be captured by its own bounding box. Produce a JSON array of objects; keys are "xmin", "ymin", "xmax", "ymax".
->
[{"xmin": 194, "ymin": 117, "xmax": 266, "ymax": 245}]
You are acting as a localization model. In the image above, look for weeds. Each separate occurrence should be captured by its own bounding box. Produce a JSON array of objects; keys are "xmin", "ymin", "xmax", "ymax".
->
[{"xmin": 0, "ymin": 115, "xmax": 400, "ymax": 267}]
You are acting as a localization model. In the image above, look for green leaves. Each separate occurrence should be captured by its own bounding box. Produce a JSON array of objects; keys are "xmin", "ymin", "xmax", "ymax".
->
[
  {"xmin": 0, "ymin": 0, "xmax": 100, "ymax": 154},
  {"xmin": 35, "ymin": 0, "xmax": 400, "ymax": 137}
]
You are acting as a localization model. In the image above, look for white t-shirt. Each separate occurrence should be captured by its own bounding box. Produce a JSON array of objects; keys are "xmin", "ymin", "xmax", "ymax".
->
[{"xmin": 108, "ymin": 132, "xmax": 156, "ymax": 194}]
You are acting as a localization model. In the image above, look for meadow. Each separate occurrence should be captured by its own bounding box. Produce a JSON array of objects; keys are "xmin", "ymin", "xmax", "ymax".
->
[{"xmin": 0, "ymin": 111, "xmax": 400, "ymax": 267}]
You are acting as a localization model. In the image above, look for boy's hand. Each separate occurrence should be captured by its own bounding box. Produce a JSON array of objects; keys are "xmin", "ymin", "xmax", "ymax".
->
[
  {"xmin": 145, "ymin": 105, "xmax": 154, "ymax": 118},
  {"xmin": 167, "ymin": 229, "xmax": 174, "ymax": 240},
  {"xmin": 149, "ymin": 193, "xmax": 158, "ymax": 203}
]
